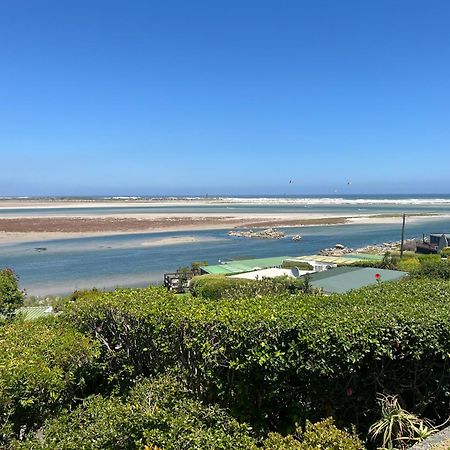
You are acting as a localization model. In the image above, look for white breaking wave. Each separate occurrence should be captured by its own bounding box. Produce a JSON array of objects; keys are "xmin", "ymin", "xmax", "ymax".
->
[
  {"xmin": 213, "ymin": 197, "xmax": 450, "ymax": 206},
  {"xmin": 3, "ymin": 196, "xmax": 450, "ymax": 206},
  {"xmin": 104, "ymin": 196, "xmax": 144, "ymax": 200}
]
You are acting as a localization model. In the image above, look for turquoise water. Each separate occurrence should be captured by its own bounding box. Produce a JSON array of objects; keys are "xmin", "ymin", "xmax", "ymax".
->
[{"xmin": 1, "ymin": 216, "xmax": 449, "ymax": 296}]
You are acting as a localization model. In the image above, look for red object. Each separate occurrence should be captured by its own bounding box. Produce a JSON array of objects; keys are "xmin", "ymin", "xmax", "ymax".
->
[
  {"xmin": 375, "ymin": 273, "xmax": 381, "ymax": 280},
  {"xmin": 346, "ymin": 388, "xmax": 353, "ymax": 397}
]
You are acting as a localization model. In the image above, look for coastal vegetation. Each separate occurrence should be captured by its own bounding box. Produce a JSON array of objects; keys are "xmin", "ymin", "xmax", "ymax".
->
[
  {"xmin": 281, "ymin": 260, "xmax": 314, "ymax": 270},
  {"xmin": 0, "ymin": 319, "xmax": 100, "ymax": 442},
  {"xmin": 352, "ymin": 252, "xmax": 450, "ymax": 279},
  {"xmin": 14, "ymin": 375, "xmax": 257, "ymax": 450},
  {"xmin": 0, "ymin": 269, "xmax": 23, "ymax": 321},
  {"xmin": 63, "ymin": 278, "xmax": 450, "ymax": 433},
  {"xmin": 2, "ymin": 257, "xmax": 450, "ymax": 448},
  {"xmin": 189, "ymin": 273, "xmax": 316, "ymax": 299}
]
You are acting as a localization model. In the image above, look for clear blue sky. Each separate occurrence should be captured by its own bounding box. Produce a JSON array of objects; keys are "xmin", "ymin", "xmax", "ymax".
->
[{"xmin": 1, "ymin": 0, "xmax": 449, "ymax": 196}]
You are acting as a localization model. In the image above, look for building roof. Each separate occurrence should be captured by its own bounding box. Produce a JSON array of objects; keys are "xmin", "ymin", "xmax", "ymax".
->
[
  {"xmin": 229, "ymin": 267, "xmax": 312, "ymax": 280},
  {"xmin": 288, "ymin": 253, "xmax": 383, "ymax": 266},
  {"xmin": 201, "ymin": 256, "xmax": 292, "ymax": 275},
  {"xmin": 305, "ymin": 266, "xmax": 407, "ymax": 294},
  {"xmin": 17, "ymin": 306, "xmax": 54, "ymax": 320},
  {"xmin": 202, "ymin": 252, "xmax": 384, "ymax": 275}
]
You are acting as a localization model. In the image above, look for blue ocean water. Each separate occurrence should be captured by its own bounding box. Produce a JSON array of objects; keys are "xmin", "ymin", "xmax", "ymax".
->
[
  {"xmin": 1, "ymin": 196, "xmax": 450, "ymax": 296},
  {"xmin": 2, "ymin": 196, "xmax": 450, "ymax": 217}
]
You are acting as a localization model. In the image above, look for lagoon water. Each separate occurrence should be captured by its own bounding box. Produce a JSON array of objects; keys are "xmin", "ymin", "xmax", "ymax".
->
[{"xmin": 1, "ymin": 196, "xmax": 450, "ymax": 296}]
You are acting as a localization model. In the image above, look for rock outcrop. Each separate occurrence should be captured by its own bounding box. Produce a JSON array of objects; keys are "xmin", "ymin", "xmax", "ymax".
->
[{"xmin": 228, "ymin": 228, "xmax": 285, "ymax": 239}]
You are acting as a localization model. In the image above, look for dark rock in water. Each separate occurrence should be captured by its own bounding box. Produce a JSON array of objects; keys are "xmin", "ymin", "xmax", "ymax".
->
[
  {"xmin": 228, "ymin": 228, "xmax": 285, "ymax": 239},
  {"xmin": 34, "ymin": 247, "xmax": 47, "ymax": 252}
]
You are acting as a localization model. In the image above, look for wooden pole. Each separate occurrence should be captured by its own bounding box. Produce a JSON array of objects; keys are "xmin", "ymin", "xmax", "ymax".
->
[{"xmin": 400, "ymin": 213, "xmax": 406, "ymax": 257}]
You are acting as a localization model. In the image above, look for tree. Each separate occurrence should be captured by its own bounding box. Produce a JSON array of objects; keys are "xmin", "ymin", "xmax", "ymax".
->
[{"xmin": 0, "ymin": 268, "xmax": 24, "ymax": 319}]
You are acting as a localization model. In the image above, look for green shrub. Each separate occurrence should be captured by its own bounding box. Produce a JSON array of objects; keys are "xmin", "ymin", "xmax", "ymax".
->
[
  {"xmin": 0, "ymin": 268, "xmax": 24, "ymax": 320},
  {"xmin": 264, "ymin": 418, "xmax": 363, "ymax": 450},
  {"xmin": 222, "ymin": 275, "xmax": 320, "ymax": 297},
  {"xmin": 69, "ymin": 287, "xmax": 101, "ymax": 302},
  {"xmin": 65, "ymin": 279, "xmax": 450, "ymax": 433},
  {"xmin": 190, "ymin": 275, "xmax": 254, "ymax": 299},
  {"xmin": 417, "ymin": 254, "xmax": 442, "ymax": 264},
  {"xmin": 441, "ymin": 247, "xmax": 450, "ymax": 258},
  {"xmin": 62, "ymin": 287, "xmax": 182, "ymax": 387},
  {"xmin": 297, "ymin": 419, "xmax": 363, "ymax": 449},
  {"xmin": 396, "ymin": 256, "xmax": 421, "ymax": 272},
  {"xmin": 263, "ymin": 432, "xmax": 301, "ymax": 449},
  {"xmin": 414, "ymin": 260, "xmax": 450, "ymax": 279},
  {"xmin": 190, "ymin": 274, "xmax": 319, "ymax": 300},
  {"xmin": 0, "ymin": 319, "xmax": 100, "ymax": 442},
  {"xmin": 352, "ymin": 252, "xmax": 430, "ymax": 271},
  {"xmin": 282, "ymin": 261, "xmax": 314, "ymax": 271},
  {"xmin": 15, "ymin": 375, "xmax": 256, "ymax": 450},
  {"xmin": 381, "ymin": 252, "xmax": 400, "ymax": 269}
]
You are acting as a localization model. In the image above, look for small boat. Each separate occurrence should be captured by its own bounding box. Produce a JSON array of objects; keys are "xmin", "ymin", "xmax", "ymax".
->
[{"xmin": 292, "ymin": 235, "xmax": 302, "ymax": 241}]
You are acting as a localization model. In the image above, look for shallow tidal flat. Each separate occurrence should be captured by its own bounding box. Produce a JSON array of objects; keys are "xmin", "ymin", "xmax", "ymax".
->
[{"xmin": 0, "ymin": 215, "xmax": 351, "ymax": 244}]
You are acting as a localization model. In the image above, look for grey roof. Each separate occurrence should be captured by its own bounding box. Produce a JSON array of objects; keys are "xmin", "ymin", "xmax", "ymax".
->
[{"xmin": 305, "ymin": 266, "xmax": 407, "ymax": 294}]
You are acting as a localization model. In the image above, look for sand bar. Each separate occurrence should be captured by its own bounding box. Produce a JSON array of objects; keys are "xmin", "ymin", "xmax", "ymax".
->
[
  {"xmin": 0, "ymin": 213, "xmax": 449, "ymax": 245},
  {"xmin": 0, "ymin": 216, "xmax": 347, "ymax": 244}
]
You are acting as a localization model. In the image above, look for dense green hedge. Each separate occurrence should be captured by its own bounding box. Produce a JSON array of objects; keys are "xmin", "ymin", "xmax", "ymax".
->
[
  {"xmin": 190, "ymin": 274, "xmax": 255, "ymax": 299},
  {"xmin": 190, "ymin": 274, "xmax": 316, "ymax": 299},
  {"xmin": 62, "ymin": 287, "xmax": 182, "ymax": 386},
  {"xmin": 15, "ymin": 375, "xmax": 363, "ymax": 450},
  {"xmin": 414, "ymin": 259, "xmax": 450, "ymax": 279},
  {"xmin": 14, "ymin": 375, "xmax": 256, "ymax": 450},
  {"xmin": 65, "ymin": 279, "xmax": 450, "ymax": 432},
  {"xmin": 0, "ymin": 319, "xmax": 100, "ymax": 442}
]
